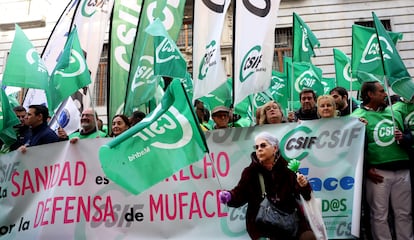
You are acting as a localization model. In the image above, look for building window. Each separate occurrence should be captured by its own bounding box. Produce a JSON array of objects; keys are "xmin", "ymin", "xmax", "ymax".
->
[
  {"xmin": 93, "ymin": 43, "xmax": 108, "ymax": 107},
  {"xmin": 274, "ymin": 27, "xmax": 292, "ymax": 72},
  {"xmin": 355, "ymin": 19, "xmax": 392, "ymax": 31},
  {"xmin": 177, "ymin": 20, "xmax": 193, "ymax": 49}
]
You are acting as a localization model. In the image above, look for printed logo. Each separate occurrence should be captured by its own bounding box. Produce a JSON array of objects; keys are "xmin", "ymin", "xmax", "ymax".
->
[
  {"xmin": 54, "ymin": 50, "xmax": 87, "ymax": 77},
  {"xmin": 373, "ymin": 119, "xmax": 395, "ymax": 147},
  {"xmin": 239, "ymin": 45, "xmax": 264, "ymax": 83},
  {"xmin": 82, "ymin": 0, "xmax": 106, "ymax": 17},
  {"xmin": 294, "ymin": 68, "xmax": 319, "ymax": 93},
  {"xmin": 404, "ymin": 111, "xmax": 414, "ymax": 135},
  {"xmin": 155, "ymin": 38, "xmax": 179, "ymax": 64},
  {"xmin": 26, "ymin": 48, "xmax": 48, "ymax": 73},
  {"xmin": 131, "ymin": 55, "xmax": 155, "ymax": 91},
  {"xmin": 57, "ymin": 109, "xmax": 70, "ymax": 128},
  {"xmin": 198, "ymin": 40, "xmax": 218, "ymax": 80},
  {"xmin": 270, "ymin": 75, "xmax": 286, "ymax": 96},
  {"xmin": 301, "ymin": 25, "xmax": 310, "ymax": 53},
  {"xmin": 132, "ymin": 106, "xmax": 193, "ymax": 150},
  {"xmin": 361, "ymin": 34, "xmax": 393, "ymax": 64}
]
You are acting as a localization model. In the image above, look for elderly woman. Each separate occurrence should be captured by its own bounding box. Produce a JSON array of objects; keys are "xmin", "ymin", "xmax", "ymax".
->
[
  {"xmin": 257, "ymin": 100, "xmax": 286, "ymax": 125},
  {"xmin": 219, "ymin": 132, "xmax": 315, "ymax": 240},
  {"xmin": 317, "ymin": 95, "xmax": 338, "ymax": 118}
]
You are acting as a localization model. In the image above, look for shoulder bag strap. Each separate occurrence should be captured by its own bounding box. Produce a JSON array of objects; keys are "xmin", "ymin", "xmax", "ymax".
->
[{"xmin": 258, "ymin": 173, "xmax": 266, "ymax": 198}]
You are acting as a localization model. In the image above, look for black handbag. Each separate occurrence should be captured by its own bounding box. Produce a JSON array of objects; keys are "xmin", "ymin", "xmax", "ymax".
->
[{"xmin": 255, "ymin": 173, "xmax": 298, "ymax": 236}]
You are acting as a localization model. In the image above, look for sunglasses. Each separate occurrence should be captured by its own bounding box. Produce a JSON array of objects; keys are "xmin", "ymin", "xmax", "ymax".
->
[{"xmin": 254, "ymin": 143, "xmax": 268, "ymax": 150}]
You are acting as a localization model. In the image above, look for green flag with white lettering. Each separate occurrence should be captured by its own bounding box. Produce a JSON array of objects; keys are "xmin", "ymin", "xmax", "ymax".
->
[
  {"xmin": 351, "ymin": 24, "xmax": 402, "ymax": 83},
  {"xmin": 2, "ymin": 24, "xmax": 48, "ymax": 90},
  {"xmin": 99, "ymin": 79, "xmax": 208, "ymax": 195},
  {"xmin": 46, "ymin": 27, "xmax": 91, "ymax": 113},
  {"xmin": 146, "ymin": 18, "xmax": 187, "ymax": 79},
  {"xmin": 293, "ymin": 12, "xmax": 320, "ymax": 63},
  {"xmin": 124, "ymin": 0, "xmax": 186, "ymax": 117},
  {"xmin": 372, "ymin": 12, "xmax": 414, "ymax": 101},
  {"xmin": 333, "ymin": 48, "xmax": 360, "ymax": 90}
]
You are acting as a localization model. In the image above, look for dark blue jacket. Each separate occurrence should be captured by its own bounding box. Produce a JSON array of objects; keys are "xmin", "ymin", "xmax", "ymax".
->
[{"xmin": 28, "ymin": 123, "xmax": 59, "ymax": 147}]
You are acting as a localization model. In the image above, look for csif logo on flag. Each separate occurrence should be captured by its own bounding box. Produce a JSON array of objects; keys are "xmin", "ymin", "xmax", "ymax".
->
[
  {"xmin": 155, "ymin": 38, "xmax": 180, "ymax": 63},
  {"xmin": 342, "ymin": 62, "xmax": 357, "ymax": 83},
  {"xmin": 54, "ymin": 50, "xmax": 87, "ymax": 78},
  {"xmin": 270, "ymin": 75, "xmax": 286, "ymax": 94},
  {"xmin": 131, "ymin": 55, "xmax": 155, "ymax": 91},
  {"xmin": 131, "ymin": 106, "xmax": 193, "ymax": 151},
  {"xmin": 240, "ymin": 45, "xmax": 265, "ymax": 83},
  {"xmin": 361, "ymin": 34, "xmax": 394, "ymax": 64},
  {"xmin": 26, "ymin": 48, "xmax": 48, "ymax": 73},
  {"xmin": 294, "ymin": 69, "xmax": 319, "ymax": 93},
  {"xmin": 198, "ymin": 40, "xmax": 218, "ymax": 80},
  {"xmin": 81, "ymin": 0, "xmax": 107, "ymax": 17},
  {"xmin": 373, "ymin": 119, "xmax": 395, "ymax": 147},
  {"xmin": 300, "ymin": 25, "xmax": 310, "ymax": 53}
]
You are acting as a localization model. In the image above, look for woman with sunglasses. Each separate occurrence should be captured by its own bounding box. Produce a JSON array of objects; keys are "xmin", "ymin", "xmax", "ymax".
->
[{"xmin": 219, "ymin": 132, "xmax": 315, "ymax": 240}]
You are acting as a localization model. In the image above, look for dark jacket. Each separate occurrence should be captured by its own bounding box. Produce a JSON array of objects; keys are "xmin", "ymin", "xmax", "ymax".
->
[
  {"xmin": 28, "ymin": 123, "xmax": 60, "ymax": 147},
  {"xmin": 338, "ymin": 99, "xmax": 359, "ymax": 116},
  {"xmin": 294, "ymin": 107, "xmax": 319, "ymax": 121},
  {"xmin": 227, "ymin": 152, "xmax": 312, "ymax": 239}
]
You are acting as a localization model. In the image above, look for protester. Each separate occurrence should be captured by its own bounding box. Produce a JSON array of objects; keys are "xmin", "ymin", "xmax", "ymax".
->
[
  {"xmin": 316, "ymin": 95, "xmax": 337, "ymax": 118},
  {"xmin": 219, "ymin": 131, "xmax": 315, "ymax": 240},
  {"xmin": 18, "ymin": 105, "xmax": 59, "ymax": 153},
  {"xmin": 288, "ymin": 89, "xmax": 319, "ymax": 122},
  {"xmin": 10, "ymin": 106, "xmax": 31, "ymax": 151},
  {"xmin": 329, "ymin": 87, "xmax": 358, "ymax": 116},
  {"xmin": 211, "ymin": 105, "xmax": 230, "ymax": 129},
  {"xmin": 257, "ymin": 100, "xmax": 286, "ymax": 125},
  {"xmin": 351, "ymin": 81, "xmax": 413, "ymax": 240},
  {"xmin": 58, "ymin": 108, "xmax": 107, "ymax": 143},
  {"xmin": 194, "ymin": 100, "xmax": 212, "ymax": 131},
  {"xmin": 111, "ymin": 114, "xmax": 130, "ymax": 137},
  {"xmin": 129, "ymin": 110, "xmax": 146, "ymax": 126},
  {"xmin": 393, "ymin": 98, "xmax": 414, "ymax": 230}
]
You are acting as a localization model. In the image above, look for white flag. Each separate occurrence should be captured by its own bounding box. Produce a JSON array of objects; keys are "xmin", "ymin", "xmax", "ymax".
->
[
  {"xmin": 192, "ymin": 0, "xmax": 231, "ymax": 102},
  {"xmin": 233, "ymin": 0, "xmax": 280, "ymax": 105}
]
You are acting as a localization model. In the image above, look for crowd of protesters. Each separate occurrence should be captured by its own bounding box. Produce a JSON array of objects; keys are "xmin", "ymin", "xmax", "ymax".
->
[{"xmin": 0, "ymin": 81, "xmax": 412, "ymax": 240}]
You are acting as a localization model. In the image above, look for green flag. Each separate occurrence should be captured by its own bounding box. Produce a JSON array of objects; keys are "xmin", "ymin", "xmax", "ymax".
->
[
  {"xmin": 124, "ymin": 0, "xmax": 186, "ymax": 117},
  {"xmin": 200, "ymin": 77, "xmax": 232, "ymax": 112},
  {"xmin": 373, "ymin": 12, "xmax": 414, "ymax": 101},
  {"xmin": 46, "ymin": 27, "xmax": 91, "ymax": 113},
  {"xmin": 333, "ymin": 48, "xmax": 360, "ymax": 90},
  {"xmin": 2, "ymin": 24, "xmax": 48, "ymax": 89},
  {"xmin": 269, "ymin": 70, "xmax": 289, "ymax": 115},
  {"xmin": 293, "ymin": 12, "xmax": 320, "ymax": 63},
  {"xmin": 0, "ymin": 89, "xmax": 20, "ymax": 145},
  {"xmin": 287, "ymin": 61, "xmax": 324, "ymax": 104},
  {"xmin": 99, "ymin": 79, "xmax": 208, "ymax": 195},
  {"xmin": 351, "ymin": 24, "xmax": 402, "ymax": 83},
  {"xmin": 146, "ymin": 18, "xmax": 187, "ymax": 79},
  {"xmin": 322, "ymin": 77, "xmax": 336, "ymax": 95}
]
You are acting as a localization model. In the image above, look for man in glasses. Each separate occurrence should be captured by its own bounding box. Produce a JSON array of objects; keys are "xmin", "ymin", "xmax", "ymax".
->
[{"xmin": 58, "ymin": 108, "xmax": 107, "ymax": 142}]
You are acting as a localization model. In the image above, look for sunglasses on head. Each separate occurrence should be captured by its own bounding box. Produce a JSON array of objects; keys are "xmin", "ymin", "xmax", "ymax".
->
[{"xmin": 253, "ymin": 143, "xmax": 268, "ymax": 150}]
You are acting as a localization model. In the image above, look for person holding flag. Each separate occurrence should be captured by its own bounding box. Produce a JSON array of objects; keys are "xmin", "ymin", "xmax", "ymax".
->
[{"xmin": 351, "ymin": 81, "xmax": 412, "ymax": 240}]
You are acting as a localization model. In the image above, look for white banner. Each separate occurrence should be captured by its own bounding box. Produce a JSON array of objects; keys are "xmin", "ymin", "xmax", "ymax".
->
[
  {"xmin": 192, "ymin": 0, "xmax": 231, "ymax": 102},
  {"xmin": 233, "ymin": 0, "xmax": 280, "ymax": 105},
  {"xmin": 0, "ymin": 118, "xmax": 364, "ymax": 239}
]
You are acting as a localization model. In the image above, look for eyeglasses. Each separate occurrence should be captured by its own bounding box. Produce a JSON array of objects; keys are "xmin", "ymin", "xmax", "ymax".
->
[{"xmin": 254, "ymin": 143, "xmax": 268, "ymax": 150}]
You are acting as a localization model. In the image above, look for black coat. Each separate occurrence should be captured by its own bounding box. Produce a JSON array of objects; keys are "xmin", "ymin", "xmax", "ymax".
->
[{"xmin": 227, "ymin": 152, "xmax": 312, "ymax": 239}]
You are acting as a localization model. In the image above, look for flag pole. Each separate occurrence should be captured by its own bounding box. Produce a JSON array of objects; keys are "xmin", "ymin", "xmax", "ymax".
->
[{"xmin": 372, "ymin": 12, "xmax": 398, "ymax": 132}]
